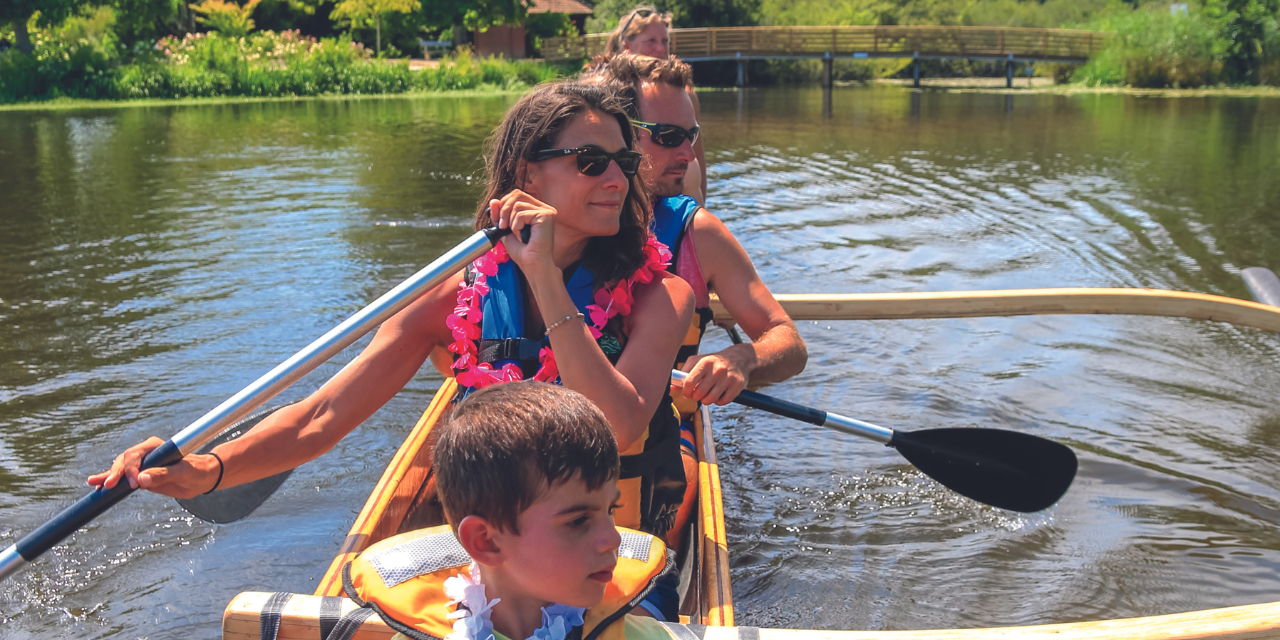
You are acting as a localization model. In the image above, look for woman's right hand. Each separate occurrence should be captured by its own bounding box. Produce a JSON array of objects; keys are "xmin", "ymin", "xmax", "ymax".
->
[
  {"xmin": 87, "ymin": 437, "xmax": 221, "ymax": 499},
  {"xmin": 490, "ymin": 189, "xmax": 559, "ymax": 276}
]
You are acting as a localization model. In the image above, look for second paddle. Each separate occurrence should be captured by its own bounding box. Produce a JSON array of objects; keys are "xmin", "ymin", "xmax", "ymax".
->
[{"xmin": 670, "ymin": 369, "xmax": 1077, "ymax": 513}]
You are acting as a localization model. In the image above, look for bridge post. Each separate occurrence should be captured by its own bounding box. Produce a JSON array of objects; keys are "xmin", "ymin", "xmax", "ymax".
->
[
  {"xmin": 822, "ymin": 51, "xmax": 833, "ymax": 88},
  {"xmin": 1006, "ymin": 53, "xmax": 1014, "ymax": 88},
  {"xmin": 912, "ymin": 51, "xmax": 920, "ymax": 88},
  {"xmin": 736, "ymin": 51, "xmax": 745, "ymax": 88}
]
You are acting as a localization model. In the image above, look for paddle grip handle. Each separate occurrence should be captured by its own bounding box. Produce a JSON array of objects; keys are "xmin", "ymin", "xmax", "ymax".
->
[
  {"xmin": 481, "ymin": 226, "xmax": 531, "ymax": 244},
  {"xmin": 13, "ymin": 440, "xmax": 184, "ymax": 562},
  {"xmin": 731, "ymin": 388, "xmax": 828, "ymax": 426}
]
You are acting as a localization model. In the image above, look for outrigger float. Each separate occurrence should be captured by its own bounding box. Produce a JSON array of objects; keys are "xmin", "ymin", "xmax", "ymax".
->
[{"xmin": 224, "ymin": 269, "xmax": 1280, "ymax": 640}]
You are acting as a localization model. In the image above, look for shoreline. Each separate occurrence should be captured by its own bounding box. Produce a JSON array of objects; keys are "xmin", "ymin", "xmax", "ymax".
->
[
  {"xmin": 869, "ymin": 77, "xmax": 1280, "ymax": 97},
  {"xmin": 6, "ymin": 78, "xmax": 1280, "ymax": 111},
  {"xmin": 0, "ymin": 87, "xmax": 529, "ymax": 112}
]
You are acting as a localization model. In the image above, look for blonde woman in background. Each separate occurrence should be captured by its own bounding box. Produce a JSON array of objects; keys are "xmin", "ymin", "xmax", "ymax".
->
[{"xmin": 603, "ymin": 6, "xmax": 707, "ymax": 205}]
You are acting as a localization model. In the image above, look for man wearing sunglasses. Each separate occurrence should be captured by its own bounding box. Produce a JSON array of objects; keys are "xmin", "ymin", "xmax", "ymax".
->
[
  {"xmin": 588, "ymin": 54, "xmax": 807, "ymax": 621},
  {"xmin": 601, "ymin": 5, "xmax": 707, "ymax": 204},
  {"xmin": 590, "ymin": 53, "xmax": 808, "ymax": 409}
]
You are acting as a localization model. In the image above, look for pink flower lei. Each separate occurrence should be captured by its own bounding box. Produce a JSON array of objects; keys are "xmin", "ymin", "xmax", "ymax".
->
[{"xmin": 447, "ymin": 236, "xmax": 672, "ymax": 389}]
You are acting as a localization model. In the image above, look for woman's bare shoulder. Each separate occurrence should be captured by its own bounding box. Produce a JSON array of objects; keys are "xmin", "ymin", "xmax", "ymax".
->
[{"xmin": 634, "ymin": 270, "xmax": 694, "ymax": 318}]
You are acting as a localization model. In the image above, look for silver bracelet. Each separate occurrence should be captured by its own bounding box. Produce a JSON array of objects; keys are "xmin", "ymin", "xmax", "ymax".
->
[{"xmin": 545, "ymin": 313, "xmax": 584, "ymax": 336}]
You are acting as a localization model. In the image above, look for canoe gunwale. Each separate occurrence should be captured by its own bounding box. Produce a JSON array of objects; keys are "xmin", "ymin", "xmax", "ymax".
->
[{"xmin": 314, "ymin": 378, "xmax": 458, "ymax": 597}]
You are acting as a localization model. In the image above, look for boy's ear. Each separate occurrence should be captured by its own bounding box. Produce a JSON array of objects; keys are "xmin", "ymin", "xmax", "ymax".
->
[{"xmin": 456, "ymin": 515, "xmax": 505, "ymax": 566}]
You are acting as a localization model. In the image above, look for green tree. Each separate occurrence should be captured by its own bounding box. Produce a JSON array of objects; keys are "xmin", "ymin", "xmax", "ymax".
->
[
  {"xmin": 110, "ymin": 0, "xmax": 194, "ymax": 48},
  {"xmin": 1, "ymin": 0, "xmax": 93, "ymax": 53},
  {"xmin": 331, "ymin": 0, "xmax": 420, "ymax": 54},
  {"xmin": 586, "ymin": 0, "xmax": 757, "ymax": 33},
  {"xmin": 1205, "ymin": 0, "xmax": 1280, "ymax": 83},
  {"xmin": 421, "ymin": 0, "xmax": 530, "ymax": 46},
  {"xmin": 670, "ymin": 0, "xmax": 758, "ymax": 28},
  {"xmin": 190, "ymin": 0, "xmax": 264, "ymax": 36}
]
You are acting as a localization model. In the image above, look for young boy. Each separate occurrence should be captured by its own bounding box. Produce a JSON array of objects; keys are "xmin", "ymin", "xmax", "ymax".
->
[{"xmin": 342, "ymin": 382, "xmax": 680, "ymax": 640}]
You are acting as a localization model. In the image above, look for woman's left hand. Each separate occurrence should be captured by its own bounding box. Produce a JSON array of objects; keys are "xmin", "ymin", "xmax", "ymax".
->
[{"xmin": 491, "ymin": 189, "xmax": 558, "ymax": 275}]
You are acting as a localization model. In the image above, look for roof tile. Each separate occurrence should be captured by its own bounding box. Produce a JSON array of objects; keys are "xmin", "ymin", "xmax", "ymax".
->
[{"xmin": 527, "ymin": 0, "xmax": 594, "ymax": 14}]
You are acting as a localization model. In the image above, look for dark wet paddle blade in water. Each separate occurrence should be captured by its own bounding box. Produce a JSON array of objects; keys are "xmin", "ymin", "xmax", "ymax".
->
[
  {"xmin": 175, "ymin": 405, "xmax": 294, "ymax": 524},
  {"xmin": 889, "ymin": 427, "xmax": 1078, "ymax": 513}
]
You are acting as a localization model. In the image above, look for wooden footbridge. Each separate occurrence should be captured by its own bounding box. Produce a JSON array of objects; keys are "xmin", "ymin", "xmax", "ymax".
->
[{"xmin": 542, "ymin": 26, "xmax": 1109, "ymax": 87}]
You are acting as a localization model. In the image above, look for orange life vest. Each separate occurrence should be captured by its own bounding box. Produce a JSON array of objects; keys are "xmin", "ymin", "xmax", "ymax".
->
[{"xmin": 342, "ymin": 525, "xmax": 672, "ymax": 640}]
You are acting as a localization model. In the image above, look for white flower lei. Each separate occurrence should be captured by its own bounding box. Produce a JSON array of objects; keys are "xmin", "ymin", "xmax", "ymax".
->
[{"xmin": 444, "ymin": 563, "xmax": 586, "ymax": 640}]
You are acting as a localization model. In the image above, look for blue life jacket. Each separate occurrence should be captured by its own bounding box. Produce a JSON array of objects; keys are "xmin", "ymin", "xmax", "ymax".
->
[
  {"xmin": 460, "ymin": 259, "xmax": 599, "ymax": 392},
  {"xmin": 452, "ymin": 257, "xmax": 686, "ymax": 538},
  {"xmin": 651, "ymin": 195, "xmax": 700, "ymax": 262}
]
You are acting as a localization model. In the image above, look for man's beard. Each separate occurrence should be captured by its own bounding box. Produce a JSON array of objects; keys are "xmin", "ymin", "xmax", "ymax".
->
[{"xmin": 649, "ymin": 162, "xmax": 687, "ymax": 198}]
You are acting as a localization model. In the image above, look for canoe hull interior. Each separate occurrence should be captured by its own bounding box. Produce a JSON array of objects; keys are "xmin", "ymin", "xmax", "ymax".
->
[{"xmin": 223, "ymin": 381, "xmax": 734, "ymax": 638}]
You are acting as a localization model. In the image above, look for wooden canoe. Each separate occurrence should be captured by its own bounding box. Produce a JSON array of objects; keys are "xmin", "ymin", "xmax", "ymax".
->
[
  {"xmin": 223, "ymin": 380, "xmax": 734, "ymax": 639},
  {"xmin": 224, "ymin": 285, "xmax": 1280, "ymax": 640}
]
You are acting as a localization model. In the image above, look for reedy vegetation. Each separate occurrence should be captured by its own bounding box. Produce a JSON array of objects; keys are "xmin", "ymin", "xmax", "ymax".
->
[{"xmin": 0, "ymin": 7, "xmax": 570, "ymax": 103}]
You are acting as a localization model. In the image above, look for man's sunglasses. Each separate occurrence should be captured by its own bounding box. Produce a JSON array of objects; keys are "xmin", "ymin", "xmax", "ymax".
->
[
  {"xmin": 529, "ymin": 147, "xmax": 642, "ymax": 177},
  {"xmin": 620, "ymin": 8, "xmax": 669, "ymax": 36},
  {"xmin": 631, "ymin": 120, "xmax": 700, "ymax": 148}
]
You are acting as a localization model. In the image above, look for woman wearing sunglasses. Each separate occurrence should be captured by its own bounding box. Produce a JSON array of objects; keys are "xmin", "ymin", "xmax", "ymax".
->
[
  {"xmin": 604, "ymin": 6, "xmax": 671, "ymax": 59},
  {"xmin": 90, "ymin": 83, "xmax": 696, "ymax": 614},
  {"xmin": 602, "ymin": 5, "xmax": 707, "ymax": 205}
]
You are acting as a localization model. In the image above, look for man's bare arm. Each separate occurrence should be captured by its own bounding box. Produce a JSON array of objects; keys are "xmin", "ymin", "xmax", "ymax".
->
[{"xmin": 678, "ymin": 209, "xmax": 807, "ymax": 405}]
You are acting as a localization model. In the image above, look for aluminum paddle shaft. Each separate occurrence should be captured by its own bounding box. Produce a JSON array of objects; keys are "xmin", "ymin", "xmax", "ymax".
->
[
  {"xmin": 0, "ymin": 228, "xmax": 509, "ymax": 584},
  {"xmin": 669, "ymin": 370, "xmax": 893, "ymax": 443}
]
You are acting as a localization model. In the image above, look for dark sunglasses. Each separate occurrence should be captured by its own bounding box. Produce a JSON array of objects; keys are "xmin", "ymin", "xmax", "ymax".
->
[
  {"xmin": 631, "ymin": 120, "xmax": 700, "ymax": 148},
  {"xmin": 529, "ymin": 146, "xmax": 642, "ymax": 177},
  {"xmin": 620, "ymin": 8, "xmax": 669, "ymax": 36}
]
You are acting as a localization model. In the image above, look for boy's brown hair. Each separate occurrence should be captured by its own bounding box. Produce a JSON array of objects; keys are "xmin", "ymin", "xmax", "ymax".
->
[
  {"xmin": 582, "ymin": 53, "xmax": 694, "ymax": 121},
  {"xmin": 433, "ymin": 382, "xmax": 620, "ymax": 534}
]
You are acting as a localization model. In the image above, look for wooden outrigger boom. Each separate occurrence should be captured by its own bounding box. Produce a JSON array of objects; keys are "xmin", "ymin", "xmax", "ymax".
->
[{"xmin": 726, "ymin": 288, "xmax": 1280, "ymax": 334}]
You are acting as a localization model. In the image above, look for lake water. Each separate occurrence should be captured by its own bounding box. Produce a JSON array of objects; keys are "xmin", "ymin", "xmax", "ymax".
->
[{"xmin": 1, "ymin": 86, "xmax": 1279, "ymax": 639}]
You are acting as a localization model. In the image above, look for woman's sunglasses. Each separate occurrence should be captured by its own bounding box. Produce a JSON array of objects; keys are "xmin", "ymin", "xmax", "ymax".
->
[
  {"xmin": 529, "ymin": 147, "xmax": 642, "ymax": 177},
  {"xmin": 631, "ymin": 120, "xmax": 700, "ymax": 148},
  {"xmin": 620, "ymin": 8, "xmax": 669, "ymax": 36}
]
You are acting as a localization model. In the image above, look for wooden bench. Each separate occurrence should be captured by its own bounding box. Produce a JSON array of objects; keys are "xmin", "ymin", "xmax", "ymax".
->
[{"xmin": 419, "ymin": 39, "xmax": 451, "ymax": 59}]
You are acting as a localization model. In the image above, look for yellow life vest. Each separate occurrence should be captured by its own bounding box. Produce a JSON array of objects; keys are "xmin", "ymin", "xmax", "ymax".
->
[{"xmin": 342, "ymin": 525, "xmax": 672, "ymax": 640}]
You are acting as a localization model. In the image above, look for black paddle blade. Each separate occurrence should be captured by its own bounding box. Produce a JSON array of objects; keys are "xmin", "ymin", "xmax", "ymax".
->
[
  {"xmin": 888, "ymin": 428, "xmax": 1077, "ymax": 513},
  {"xmin": 175, "ymin": 405, "xmax": 294, "ymax": 524}
]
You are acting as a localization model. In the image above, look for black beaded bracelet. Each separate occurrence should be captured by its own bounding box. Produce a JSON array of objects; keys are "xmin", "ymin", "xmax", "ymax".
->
[{"xmin": 203, "ymin": 452, "xmax": 225, "ymax": 495}]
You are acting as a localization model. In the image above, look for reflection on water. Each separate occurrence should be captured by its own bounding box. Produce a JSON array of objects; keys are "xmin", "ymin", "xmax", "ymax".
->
[{"xmin": 1, "ymin": 87, "xmax": 1279, "ymax": 637}]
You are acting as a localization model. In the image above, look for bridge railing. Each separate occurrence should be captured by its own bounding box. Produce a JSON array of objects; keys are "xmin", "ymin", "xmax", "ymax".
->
[{"xmin": 541, "ymin": 26, "xmax": 1108, "ymax": 63}]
